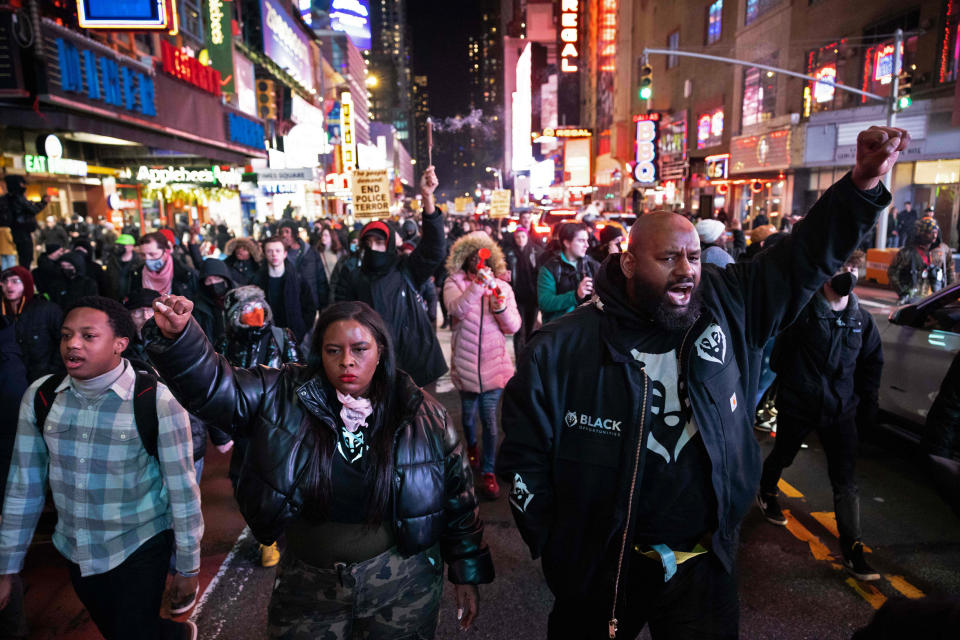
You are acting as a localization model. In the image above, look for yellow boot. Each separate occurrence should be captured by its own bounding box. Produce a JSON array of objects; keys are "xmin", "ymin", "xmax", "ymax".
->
[{"xmin": 260, "ymin": 542, "xmax": 280, "ymax": 568}]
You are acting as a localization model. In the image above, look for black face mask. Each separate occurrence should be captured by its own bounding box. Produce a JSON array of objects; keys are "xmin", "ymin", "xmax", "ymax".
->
[
  {"xmin": 205, "ymin": 281, "xmax": 228, "ymax": 298},
  {"xmin": 361, "ymin": 248, "xmax": 395, "ymax": 274},
  {"xmin": 829, "ymin": 271, "xmax": 857, "ymax": 297}
]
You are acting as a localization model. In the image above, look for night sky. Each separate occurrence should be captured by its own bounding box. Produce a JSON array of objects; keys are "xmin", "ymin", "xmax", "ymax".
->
[{"xmin": 408, "ymin": 0, "xmax": 479, "ymax": 118}]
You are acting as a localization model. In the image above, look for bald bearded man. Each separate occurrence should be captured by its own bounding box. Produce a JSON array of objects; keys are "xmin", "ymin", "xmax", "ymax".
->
[{"xmin": 497, "ymin": 126, "xmax": 908, "ymax": 640}]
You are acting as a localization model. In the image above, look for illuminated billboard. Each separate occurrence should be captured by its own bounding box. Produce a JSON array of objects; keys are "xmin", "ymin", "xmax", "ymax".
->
[
  {"xmin": 564, "ymin": 137, "xmax": 591, "ymax": 187},
  {"xmin": 261, "ymin": 0, "xmax": 315, "ymax": 92},
  {"xmin": 77, "ymin": 0, "xmax": 177, "ymax": 30},
  {"xmin": 329, "ymin": 0, "xmax": 372, "ymax": 51}
]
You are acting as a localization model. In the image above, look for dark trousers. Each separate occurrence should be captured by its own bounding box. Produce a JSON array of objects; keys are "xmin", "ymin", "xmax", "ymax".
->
[
  {"xmin": 760, "ymin": 413, "xmax": 861, "ymax": 543},
  {"xmin": 68, "ymin": 529, "xmax": 186, "ymax": 640},
  {"xmin": 14, "ymin": 241, "xmax": 32, "ymax": 269},
  {"xmin": 513, "ymin": 299, "xmax": 540, "ymax": 355},
  {"xmin": 547, "ymin": 553, "xmax": 738, "ymax": 640}
]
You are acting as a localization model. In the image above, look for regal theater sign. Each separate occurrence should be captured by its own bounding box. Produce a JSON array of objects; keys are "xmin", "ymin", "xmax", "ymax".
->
[{"xmin": 559, "ymin": 0, "xmax": 579, "ymax": 72}]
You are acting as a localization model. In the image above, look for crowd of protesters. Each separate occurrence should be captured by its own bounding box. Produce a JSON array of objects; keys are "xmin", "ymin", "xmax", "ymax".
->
[{"xmin": 0, "ymin": 129, "xmax": 957, "ymax": 639}]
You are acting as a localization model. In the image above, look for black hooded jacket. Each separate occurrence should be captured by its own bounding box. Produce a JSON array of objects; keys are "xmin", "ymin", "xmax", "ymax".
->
[
  {"xmin": 339, "ymin": 212, "xmax": 448, "ymax": 387},
  {"xmin": 145, "ymin": 317, "xmax": 494, "ymax": 585},
  {"xmin": 194, "ymin": 259, "xmax": 236, "ymax": 345},
  {"xmin": 0, "ymin": 177, "xmax": 45, "ymax": 244},
  {"xmin": 497, "ymin": 174, "xmax": 890, "ymax": 615},
  {"xmin": 48, "ymin": 252, "xmax": 99, "ymax": 310}
]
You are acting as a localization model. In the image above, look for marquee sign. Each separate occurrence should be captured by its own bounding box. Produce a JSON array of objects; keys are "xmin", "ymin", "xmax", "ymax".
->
[
  {"xmin": 559, "ymin": 0, "xmax": 579, "ymax": 72},
  {"xmin": 77, "ymin": 0, "xmax": 178, "ymax": 31},
  {"xmin": 340, "ymin": 92, "xmax": 357, "ymax": 173},
  {"xmin": 161, "ymin": 41, "xmax": 222, "ymax": 96},
  {"xmin": 634, "ymin": 114, "xmax": 659, "ymax": 184}
]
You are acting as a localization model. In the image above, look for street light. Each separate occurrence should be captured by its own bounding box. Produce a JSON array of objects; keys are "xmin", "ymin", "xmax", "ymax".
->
[
  {"xmin": 485, "ymin": 166, "xmax": 503, "ymax": 190},
  {"xmin": 366, "ymin": 75, "xmax": 378, "ymax": 88}
]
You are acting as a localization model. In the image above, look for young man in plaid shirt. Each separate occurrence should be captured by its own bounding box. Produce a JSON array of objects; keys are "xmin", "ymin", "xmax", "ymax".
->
[{"xmin": 0, "ymin": 296, "xmax": 203, "ymax": 640}]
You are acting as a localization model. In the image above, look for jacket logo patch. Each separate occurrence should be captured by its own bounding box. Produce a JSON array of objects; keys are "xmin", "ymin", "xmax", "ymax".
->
[
  {"xmin": 695, "ymin": 323, "xmax": 727, "ymax": 365},
  {"xmin": 510, "ymin": 473, "xmax": 533, "ymax": 512},
  {"xmin": 730, "ymin": 392, "xmax": 737, "ymax": 412},
  {"xmin": 563, "ymin": 410, "xmax": 622, "ymax": 436}
]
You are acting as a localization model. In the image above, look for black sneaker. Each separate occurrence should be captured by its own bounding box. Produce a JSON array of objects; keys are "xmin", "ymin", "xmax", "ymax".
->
[
  {"xmin": 842, "ymin": 541, "xmax": 880, "ymax": 581},
  {"xmin": 181, "ymin": 620, "xmax": 197, "ymax": 640},
  {"xmin": 169, "ymin": 584, "xmax": 199, "ymax": 615},
  {"xmin": 756, "ymin": 493, "xmax": 788, "ymax": 525}
]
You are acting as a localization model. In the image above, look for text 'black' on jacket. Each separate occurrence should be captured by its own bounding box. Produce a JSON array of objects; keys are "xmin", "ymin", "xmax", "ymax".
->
[
  {"xmin": 145, "ymin": 318, "xmax": 493, "ymax": 585},
  {"xmin": 497, "ymin": 173, "xmax": 890, "ymax": 608}
]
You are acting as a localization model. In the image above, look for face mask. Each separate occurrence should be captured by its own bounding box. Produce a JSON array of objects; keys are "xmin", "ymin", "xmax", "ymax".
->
[
  {"xmin": 240, "ymin": 307, "xmax": 265, "ymax": 327},
  {"xmin": 361, "ymin": 248, "xmax": 393, "ymax": 273},
  {"xmin": 829, "ymin": 271, "xmax": 857, "ymax": 297},
  {"xmin": 206, "ymin": 281, "xmax": 228, "ymax": 298},
  {"xmin": 145, "ymin": 257, "xmax": 166, "ymax": 272},
  {"xmin": 349, "ymin": 241, "xmax": 359, "ymax": 254}
]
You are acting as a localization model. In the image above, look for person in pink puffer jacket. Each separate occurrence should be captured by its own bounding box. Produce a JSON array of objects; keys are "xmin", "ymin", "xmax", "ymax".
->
[{"xmin": 444, "ymin": 232, "xmax": 521, "ymax": 499}]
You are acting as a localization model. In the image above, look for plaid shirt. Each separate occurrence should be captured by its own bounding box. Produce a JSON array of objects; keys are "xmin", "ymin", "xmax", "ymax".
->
[{"xmin": 0, "ymin": 361, "xmax": 203, "ymax": 577}]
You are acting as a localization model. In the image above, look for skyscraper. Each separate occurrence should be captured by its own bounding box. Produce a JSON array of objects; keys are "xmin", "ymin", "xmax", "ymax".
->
[
  {"xmin": 412, "ymin": 75, "xmax": 431, "ymax": 168},
  {"xmin": 367, "ymin": 0, "xmax": 415, "ymax": 155}
]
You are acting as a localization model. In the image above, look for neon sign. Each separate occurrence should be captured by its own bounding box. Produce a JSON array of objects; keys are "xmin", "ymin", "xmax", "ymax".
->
[
  {"xmin": 560, "ymin": 0, "xmax": 579, "ymax": 73},
  {"xmin": 161, "ymin": 41, "xmax": 222, "ymax": 96},
  {"xmin": 705, "ymin": 153, "xmax": 729, "ymax": 180},
  {"xmin": 330, "ymin": 0, "xmax": 372, "ymax": 51},
  {"xmin": 634, "ymin": 117, "xmax": 658, "ymax": 184},
  {"xmin": 598, "ymin": 0, "xmax": 616, "ymax": 72},
  {"xmin": 813, "ymin": 64, "xmax": 836, "ymax": 103},
  {"xmin": 136, "ymin": 165, "xmax": 242, "ymax": 187},
  {"xmin": 340, "ymin": 92, "xmax": 357, "ymax": 173},
  {"xmin": 696, "ymin": 108, "xmax": 723, "ymax": 150},
  {"xmin": 77, "ymin": 0, "xmax": 177, "ymax": 31},
  {"xmin": 873, "ymin": 43, "xmax": 904, "ymax": 84},
  {"xmin": 25, "ymin": 154, "xmax": 88, "ymax": 177},
  {"xmin": 209, "ymin": 0, "xmax": 225, "ymax": 45}
]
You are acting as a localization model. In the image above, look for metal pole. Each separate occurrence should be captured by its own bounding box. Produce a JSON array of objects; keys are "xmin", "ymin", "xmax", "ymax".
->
[
  {"xmin": 876, "ymin": 28, "xmax": 903, "ymax": 250},
  {"xmin": 643, "ymin": 48, "xmax": 887, "ymax": 101}
]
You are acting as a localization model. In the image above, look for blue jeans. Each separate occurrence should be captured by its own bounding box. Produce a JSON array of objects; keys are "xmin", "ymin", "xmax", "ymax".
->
[
  {"xmin": 459, "ymin": 389, "xmax": 502, "ymax": 474},
  {"xmin": 0, "ymin": 255, "xmax": 15, "ymax": 270}
]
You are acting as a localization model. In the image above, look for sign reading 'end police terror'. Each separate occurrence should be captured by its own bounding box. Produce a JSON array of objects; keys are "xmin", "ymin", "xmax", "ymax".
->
[{"xmin": 351, "ymin": 169, "xmax": 391, "ymax": 219}]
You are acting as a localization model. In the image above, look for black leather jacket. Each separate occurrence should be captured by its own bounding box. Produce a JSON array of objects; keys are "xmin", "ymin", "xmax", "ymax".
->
[{"xmin": 146, "ymin": 318, "xmax": 494, "ymax": 585}]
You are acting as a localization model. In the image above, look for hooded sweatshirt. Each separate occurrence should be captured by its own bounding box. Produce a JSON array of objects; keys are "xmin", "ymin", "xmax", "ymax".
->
[{"xmin": 50, "ymin": 251, "xmax": 99, "ymax": 310}]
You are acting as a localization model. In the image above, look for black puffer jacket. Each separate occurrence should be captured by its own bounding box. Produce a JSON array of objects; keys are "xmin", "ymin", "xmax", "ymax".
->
[
  {"xmin": 49, "ymin": 252, "xmax": 99, "ymax": 310},
  {"xmin": 146, "ymin": 318, "xmax": 494, "ymax": 585}
]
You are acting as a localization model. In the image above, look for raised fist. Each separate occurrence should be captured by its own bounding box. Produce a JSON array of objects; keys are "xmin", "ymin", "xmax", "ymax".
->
[
  {"xmin": 852, "ymin": 126, "xmax": 910, "ymax": 191},
  {"xmin": 153, "ymin": 295, "xmax": 194, "ymax": 339}
]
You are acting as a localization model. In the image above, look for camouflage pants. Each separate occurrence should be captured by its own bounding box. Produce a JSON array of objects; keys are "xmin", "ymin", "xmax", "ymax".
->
[{"xmin": 267, "ymin": 545, "xmax": 444, "ymax": 640}]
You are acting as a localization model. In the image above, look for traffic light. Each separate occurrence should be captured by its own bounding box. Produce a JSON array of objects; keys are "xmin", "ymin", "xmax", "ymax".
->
[
  {"xmin": 256, "ymin": 78, "xmax": 277, "ymax": 120},
  {"xmin": 897, "ymin": 71, "xmax": 912, "ymax": 110},
  {"xmin": 639, "ymin": 64, "xmax": 653, "ymax": 101}
]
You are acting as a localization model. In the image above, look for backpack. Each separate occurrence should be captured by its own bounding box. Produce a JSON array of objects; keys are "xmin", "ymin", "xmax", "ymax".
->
[{"xmin": 33, "ymin": 370, "xmax": 160, "ymax": 460}]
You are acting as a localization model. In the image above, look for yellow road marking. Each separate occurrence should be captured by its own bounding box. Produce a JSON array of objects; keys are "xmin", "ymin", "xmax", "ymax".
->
[
  {"xmin": 810, "ymin": 512, "xmax": 873, "ymax": 552},
  {"xmin": 782, "ymin": 510, "xmax": 833, "ymax": 561},
  {"xmin": 845, "ymin": 578, "xmax": 888, "ymax": 610},
  {"xmin": 778, "ymin": 479, "xmax": 804, "ymax": 498},
  {"xmin": 885, "ymin": 575, "xmax": 925, "ymax": 599}
]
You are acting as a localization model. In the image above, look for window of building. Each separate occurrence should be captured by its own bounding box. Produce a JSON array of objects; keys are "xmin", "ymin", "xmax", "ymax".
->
[
  {"xmin": 179, "ymin": 0, "xmax": 204, "ymax": 44},
  {"xmin": 802, "ymin": 41, "xmax": 851, "ymax": 115},
  {"xmin": 696, "ymin": 107, "xmax": 724, "ymax": 149},
  {"xmin": 667, "ymin": 30, "xmax": 680, "ymax": 68},
  {"xmin": 741, "ymin": 55, "xmax": 778, "ymax": 128},
  {"xmin": 706, "ymin": 1, "xmax": 722, "ymax": 45},
  {"xmin": 745, "ymin": 0, "xmax": 779, "ymax": 26},
  {"xmin": 134, "ymin": 33, "xmax": 155, "ymax": 57}
]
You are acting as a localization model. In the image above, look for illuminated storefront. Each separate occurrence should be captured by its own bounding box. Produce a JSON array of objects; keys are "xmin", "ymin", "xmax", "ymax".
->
[{"xmin": 723, "ymin": 126, "xmax": 794, "ymax": 227}]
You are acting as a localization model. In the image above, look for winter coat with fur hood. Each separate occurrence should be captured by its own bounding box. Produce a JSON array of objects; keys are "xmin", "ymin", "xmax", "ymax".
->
[{"xmin": 443, "ymin": 233, "xmax": 522, "ymax": 393}]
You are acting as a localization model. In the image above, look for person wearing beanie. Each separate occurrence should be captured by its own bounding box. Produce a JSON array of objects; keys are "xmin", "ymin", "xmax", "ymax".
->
[
  {"xmin": 696, "ymin": 218, "xmax": 740, "ymax": 268},
  {"xmin": 0, "ymin": 266, "xmax": 63, "ymax": 382},
  {"xmin": 337, "ymin": 166, "xmax": 448, "ymax": 387},
  {"xmin": 588, "ymin": 224, "xmax": 625, "ymax": 264},
  {"xmin": 889, "ymin": 216, "xmax": 956, "ymax": 301},
  {"xmin": 103, "ymin": 233, "xmax": 143, "ymax": 301}
]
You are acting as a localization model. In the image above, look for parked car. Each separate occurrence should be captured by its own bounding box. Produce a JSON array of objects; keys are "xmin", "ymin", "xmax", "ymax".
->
[{"xmin": 863, "ymin": 282, "xmax": 960, "ymax": 446}]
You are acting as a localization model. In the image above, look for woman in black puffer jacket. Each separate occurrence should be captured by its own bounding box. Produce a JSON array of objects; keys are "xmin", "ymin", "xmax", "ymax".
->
[{"xmin": 145, "ymin": 298, "xmax": 493, "ymax": 638}]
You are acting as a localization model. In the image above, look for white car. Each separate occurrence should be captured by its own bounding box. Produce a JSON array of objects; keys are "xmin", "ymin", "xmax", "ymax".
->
[{"xmin": 862, "ymin": 283, "xmax": 960, "ymax": 443}]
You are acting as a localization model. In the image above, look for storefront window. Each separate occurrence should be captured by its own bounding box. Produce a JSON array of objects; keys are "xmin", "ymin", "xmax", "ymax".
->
[
  {"xmin": 861, "ymin": 36, "xmax": 918, "ymax": 102},
  {"xmin": 803, "ymin": 41, "xmax": 851, "ymax": 115},
  {"xmin": 741, "ymin": 55, "xmax": 778, "ymax": 129}
]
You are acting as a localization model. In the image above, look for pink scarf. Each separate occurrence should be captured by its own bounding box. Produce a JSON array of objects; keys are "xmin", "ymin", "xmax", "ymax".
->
[
  {"xmin": 142, "ymin": 251, "xmax": 175, "ymax": 295},
  {"xmin": 337, "ymin": 390, "xmax": 373, "ymax": 433}
]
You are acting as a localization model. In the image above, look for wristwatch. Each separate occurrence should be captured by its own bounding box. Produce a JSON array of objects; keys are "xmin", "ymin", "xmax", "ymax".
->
[{"xmin": 177, "ymin": 568, "xmax": 200, "ymax": 578}]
